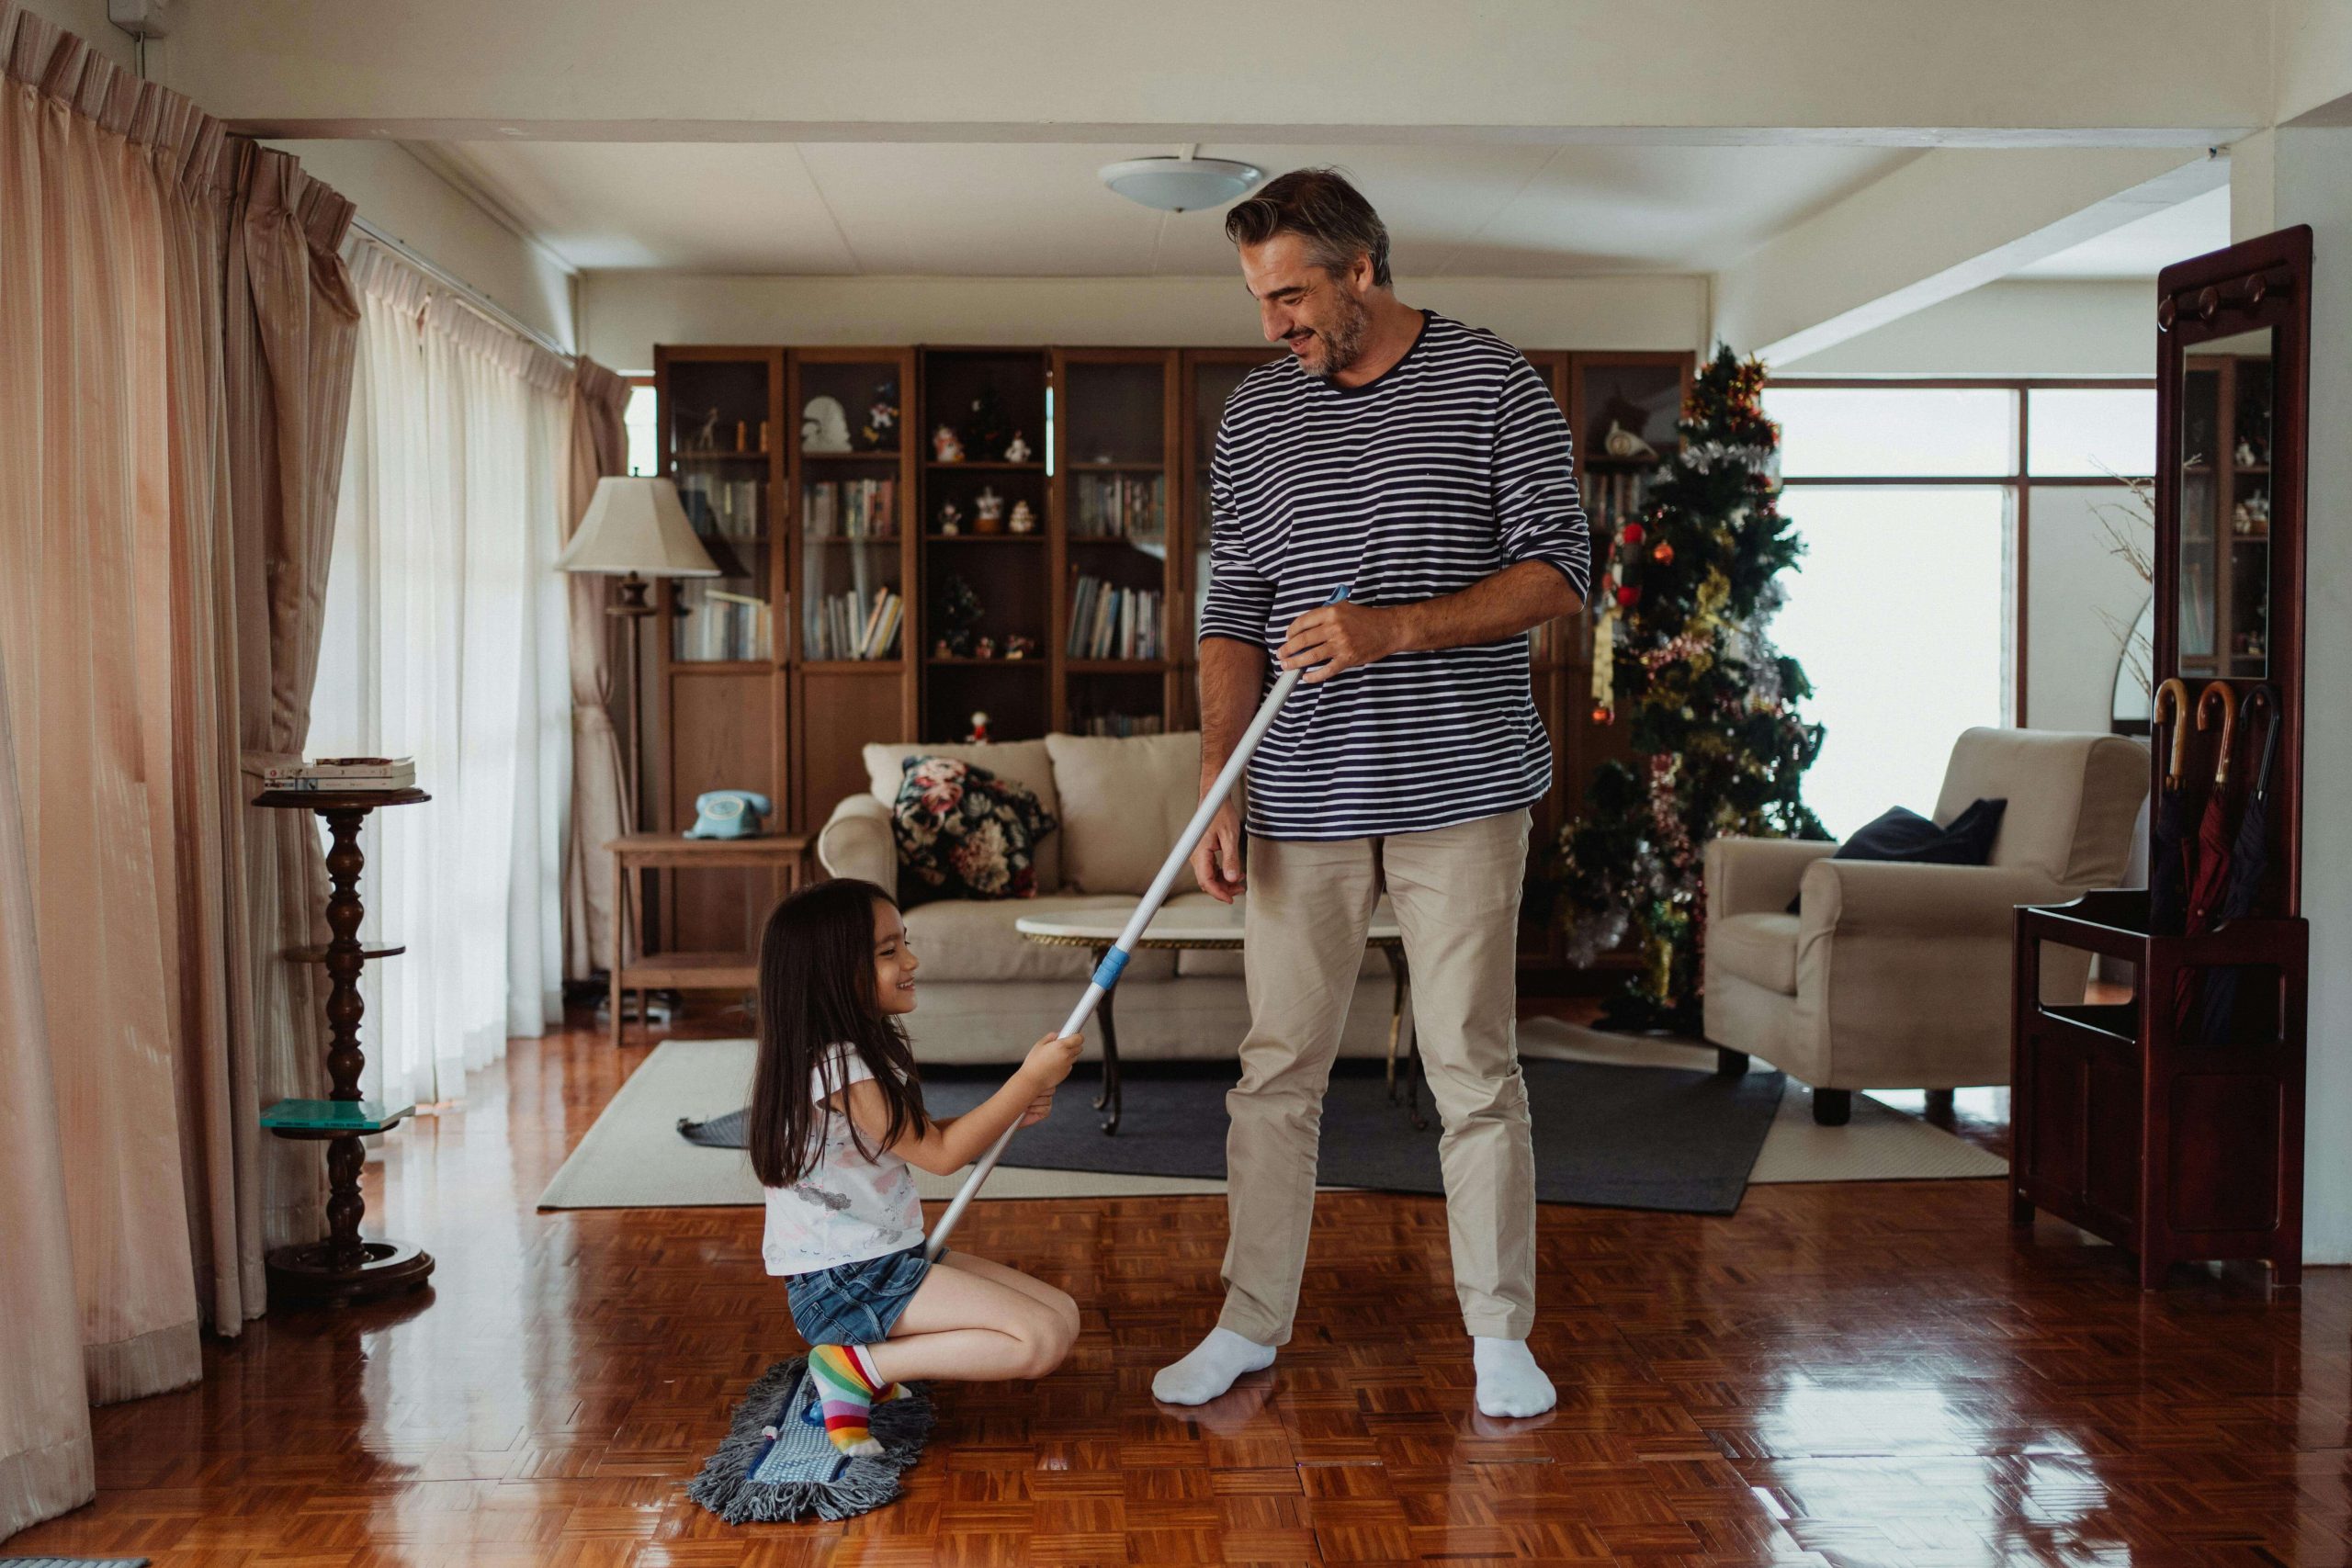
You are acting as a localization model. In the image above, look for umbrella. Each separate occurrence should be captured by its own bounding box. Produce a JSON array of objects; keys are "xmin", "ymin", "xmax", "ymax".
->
[
  {"xmin": 2147, "ymin": 679, "xmax": 2194, "ymax": 938},
  {"xmin": 2197, "ymin": 686, "xmax": 2282, "ymax": 1046},
  {"xmin": 2174, "ymin": 682, "xmax": 2237, "ymax": 1028}
]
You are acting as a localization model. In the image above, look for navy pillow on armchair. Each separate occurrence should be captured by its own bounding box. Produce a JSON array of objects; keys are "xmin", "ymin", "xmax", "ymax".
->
[{"xmin": 1787, "ymin": 797, "xmax": 2007, "ymax": 912}]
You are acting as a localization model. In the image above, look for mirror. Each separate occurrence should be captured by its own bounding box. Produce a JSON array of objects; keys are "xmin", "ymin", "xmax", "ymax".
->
[
  {"xmin": 2175, "ymin": 325, "xmax": 2273, "ymax": 677},
  {"xmin": 2110, "ymin": 594, "xmax": 2154, "ymax": 734}
]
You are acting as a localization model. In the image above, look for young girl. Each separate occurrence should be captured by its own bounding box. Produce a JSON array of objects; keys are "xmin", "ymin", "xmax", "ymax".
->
[{"xmin": 749, "ymin": 877, "xmax": 1084, "ymax": 1454}]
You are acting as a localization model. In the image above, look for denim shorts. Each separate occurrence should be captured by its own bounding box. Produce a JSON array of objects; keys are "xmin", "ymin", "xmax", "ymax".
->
[{"xmin": 786, "ymin": 1243, "xmax": 941, "ymax": 1347}]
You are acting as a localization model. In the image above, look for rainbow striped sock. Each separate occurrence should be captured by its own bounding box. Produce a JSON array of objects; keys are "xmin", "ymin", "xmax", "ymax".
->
[{"xmin": 808, "ymin": 1344, "xmax": 887, "ymax": 1455}]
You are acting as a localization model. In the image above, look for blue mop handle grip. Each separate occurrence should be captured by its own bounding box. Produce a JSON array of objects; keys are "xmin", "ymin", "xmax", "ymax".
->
[{"xmin": 923, "ymin": 585, "xmax": 1349, "ymax": 1260}]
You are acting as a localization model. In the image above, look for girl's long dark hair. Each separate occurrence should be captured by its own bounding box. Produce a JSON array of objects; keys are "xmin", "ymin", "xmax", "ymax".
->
[{"xmin": 747, "ymin": 878, "xmax": 930, "ymax": 1187}]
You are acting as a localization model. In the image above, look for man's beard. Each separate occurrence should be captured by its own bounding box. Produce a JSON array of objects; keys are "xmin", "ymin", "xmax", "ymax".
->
[{"xmin": 1298, "ymin": 290, "xmax": 1371, "ymax": 379}]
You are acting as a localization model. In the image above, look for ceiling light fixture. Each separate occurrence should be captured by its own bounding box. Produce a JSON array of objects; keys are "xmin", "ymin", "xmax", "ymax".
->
[{"xmin": 1099, "ymin": 156, "xmax": 1263, "ymax": 213}]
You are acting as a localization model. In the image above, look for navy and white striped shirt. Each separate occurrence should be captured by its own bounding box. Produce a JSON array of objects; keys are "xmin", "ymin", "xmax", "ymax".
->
[{"xmin": 1199, "ymin": 311, "xmax": 1591, "ymax": 840}]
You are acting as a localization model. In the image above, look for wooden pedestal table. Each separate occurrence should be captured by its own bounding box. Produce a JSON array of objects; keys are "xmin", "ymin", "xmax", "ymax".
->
[
  {"xmin": 605, "ymin": 833, "xmax": 812, "ymax": 1048},
  {"xmin": 252, "ymin": 787, "xmax": 435, "ymax": 1303},
  {"xmin": 1015, "ymin": 903, "xmax": 1415, "ymax": 1134}
]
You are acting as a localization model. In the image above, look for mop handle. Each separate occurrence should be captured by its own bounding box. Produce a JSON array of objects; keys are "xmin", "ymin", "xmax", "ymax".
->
[{"xmin": 923, "ymin": 585, "xmax": 1350, "ymax": 1260}]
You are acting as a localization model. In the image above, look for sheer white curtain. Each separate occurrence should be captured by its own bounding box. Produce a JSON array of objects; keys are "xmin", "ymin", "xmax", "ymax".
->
[{"xmin": 314, "ymin": 244, "xmax": 571, "ymax": 1109}]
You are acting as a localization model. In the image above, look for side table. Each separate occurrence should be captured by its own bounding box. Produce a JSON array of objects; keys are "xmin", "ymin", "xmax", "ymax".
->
[
  {"xmin": 1014, "ymin": 905, "xmax": 1417, "ymax": 1134},
  {"xmin": 605, "ymin": 833, "xmax": 812, "ymax": 1048},
  {"xmin": 252, "ymin": 787, "xmax": 435, "ymax": 1303}
]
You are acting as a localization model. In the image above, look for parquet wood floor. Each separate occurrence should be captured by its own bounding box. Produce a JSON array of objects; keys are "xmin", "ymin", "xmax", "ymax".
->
[{"xmin": 7, "ymin": 1004, "xmax": 2342, "ymax": 1567}]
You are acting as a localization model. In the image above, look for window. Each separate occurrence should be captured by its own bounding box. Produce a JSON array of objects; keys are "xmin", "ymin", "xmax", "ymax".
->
[
  {"xmin": 1762, "ymin": 380, "xmax": 2153, "ymax": 837},
  {"xmin": 624, "ymin": 380, "xmax": 659, "ymax": 477}
]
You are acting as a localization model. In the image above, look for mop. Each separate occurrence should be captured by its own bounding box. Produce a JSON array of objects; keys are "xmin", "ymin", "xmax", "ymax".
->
[{"xmin": 686, "ymin": 585, "xmax": 1344, "ymax": 1524}]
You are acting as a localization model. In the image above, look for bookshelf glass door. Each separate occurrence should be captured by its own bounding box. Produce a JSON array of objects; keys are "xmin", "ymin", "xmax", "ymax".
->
[
  {"xmin": 797, "ymin": 356, "xmax": 906, "ymax": 665},
  {"xmin": 667, "ymin": 357, "xmax": 774, "ymax": 662},
  {"xmin": 1063, "ymin": 358, "xmax": 1172, "ymax": 736}
]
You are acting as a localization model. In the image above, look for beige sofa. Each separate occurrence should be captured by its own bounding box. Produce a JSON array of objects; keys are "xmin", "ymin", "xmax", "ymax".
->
[
  {"xmin": 1702, "ymin": 728, "xmax": 2148, "ymax": 1124},
  {"xmin": 816, "ymin": 732, "xmax": 1396, "ymax": 1066}
]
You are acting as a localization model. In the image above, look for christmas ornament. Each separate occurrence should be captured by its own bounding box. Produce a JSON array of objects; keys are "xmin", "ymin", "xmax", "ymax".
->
[{"xmin": 1651, "ymin": 541, "xmax": 1675, "ymax": 565}]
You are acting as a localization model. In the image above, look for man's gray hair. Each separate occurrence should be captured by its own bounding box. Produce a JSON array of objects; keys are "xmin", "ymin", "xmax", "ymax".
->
[{"xmin": 1224, "ymin": 168, "xmax": 1392, "ymax": 288}]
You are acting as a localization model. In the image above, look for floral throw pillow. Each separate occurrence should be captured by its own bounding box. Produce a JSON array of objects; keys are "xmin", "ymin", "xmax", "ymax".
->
[{"xmin": 891, "ymin": 755, "xmax": 1057, "ymax": 902}]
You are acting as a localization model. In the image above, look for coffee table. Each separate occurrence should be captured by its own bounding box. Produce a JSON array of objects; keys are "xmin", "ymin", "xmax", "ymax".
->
[{"xmin": 1013, "ymin": 904, "xmax": 1418, "ymax": 1134}]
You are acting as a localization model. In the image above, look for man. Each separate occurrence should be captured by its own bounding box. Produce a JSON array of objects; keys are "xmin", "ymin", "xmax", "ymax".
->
[{"xmin": 1152, "ymin": 169, "xmax": 1589, "ymax": 1420}]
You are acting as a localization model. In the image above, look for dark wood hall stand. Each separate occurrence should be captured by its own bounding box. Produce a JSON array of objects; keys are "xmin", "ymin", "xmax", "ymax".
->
[
  {"xmin": 253, "ymin": 786, "xmax": 435, "ymax": 1303},
  {"xmin": 2009, "ymin": 226, "xmax": 2313, "ymax": 1292}
]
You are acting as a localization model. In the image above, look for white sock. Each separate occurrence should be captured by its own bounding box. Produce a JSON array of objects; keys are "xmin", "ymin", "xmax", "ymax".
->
[
  {"xmin": 1151, "ymin": 1326, "xmax": 1276, "ymax": 1405},
  {"xmin": 1472, "ymin": 1336, "xmax": 1556, "ymax": 1418}
]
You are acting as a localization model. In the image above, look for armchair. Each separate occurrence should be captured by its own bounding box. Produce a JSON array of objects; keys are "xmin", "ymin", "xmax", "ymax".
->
[{"xmin": 1703, "ymin": 728, "xmax": 2148, "ymax": 1123}]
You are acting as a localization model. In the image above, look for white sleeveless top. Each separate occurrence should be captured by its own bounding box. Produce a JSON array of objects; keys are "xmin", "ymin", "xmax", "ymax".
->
[{"xmin": 760, "ymin": 1045, "xmax": 925, "ymax": 1276}]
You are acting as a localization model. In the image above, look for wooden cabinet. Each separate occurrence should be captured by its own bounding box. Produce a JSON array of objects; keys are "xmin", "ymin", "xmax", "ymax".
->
[{"xmin": 653, "ymin": 339, "xmax": 1694, "ymax": 972}]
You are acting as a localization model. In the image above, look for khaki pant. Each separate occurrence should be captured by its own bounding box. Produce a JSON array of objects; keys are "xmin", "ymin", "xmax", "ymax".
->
[{"xmin": 1217, "ymin": 808, "xmax": 1535, "ymax": 1344}]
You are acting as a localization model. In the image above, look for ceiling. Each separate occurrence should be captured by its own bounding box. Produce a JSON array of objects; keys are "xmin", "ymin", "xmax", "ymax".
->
[
  {"xmin": 419, "ymin": 140, "xmax": 1921, "ymax": 278},
  {"xmin": 2011, "ymin": 184, "xmax": 2232, "ymax": 279}
]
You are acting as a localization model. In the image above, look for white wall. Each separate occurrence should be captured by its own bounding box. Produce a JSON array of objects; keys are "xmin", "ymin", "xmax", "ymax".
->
[
  {"xmin": 1776, "ymin": 281, "xmax": 2154, "ymax": 377},
  {"xmin": 272, "ymin": 141, "xmax": 578, "ymax": 353},
  {"xmin": 2274, "ymin": 124, "xmax": 2352, "ymax": 1262},
  {"xmin": 578, "ymin": 272, "xmax": 1709, "ymax": 375},
  {"xmin": 2024, "ymin": 485, "xmax": 2153, "ymax": 732},
  {"xmin": 12, "ymin": 0, "xmax": 135, "ymax": 66}
]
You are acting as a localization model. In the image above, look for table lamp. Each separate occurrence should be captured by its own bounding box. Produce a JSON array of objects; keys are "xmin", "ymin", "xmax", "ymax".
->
[{"xmin": 556, "ymin": 477, "xmax": 721, "ymax": 834}]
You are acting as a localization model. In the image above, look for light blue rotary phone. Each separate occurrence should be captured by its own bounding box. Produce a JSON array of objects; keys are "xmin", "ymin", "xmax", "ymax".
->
[{"xmin": 684, "ymin": 790, "xmax": 772, "ymax": 840}]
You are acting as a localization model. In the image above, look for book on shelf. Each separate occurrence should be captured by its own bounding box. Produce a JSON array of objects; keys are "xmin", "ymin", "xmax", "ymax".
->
[
  {"xmin": 805, "ymin": 586, "xmax": 903, "ymax": 660},
  {"xmin": 1071, "ymin": 472, "xmax": 1167, "ymax": 546},
  {"xmin": 1065, "ymin": 575, "xmax": 1164, "ymax": 660},
  {"xmin": 263, "ymin": 756, "xmax": 416, "ymax": 791},
  {"xmin": 677, "ymin": 471, "xmax": 763, "ymax": 541},
  {"xmin": 801, "ymin": 479, "xmax": 898, "ymax": 540},
  {"xmin": 676, "ymin": 583, "xmax": 773, "ymax": 661}
]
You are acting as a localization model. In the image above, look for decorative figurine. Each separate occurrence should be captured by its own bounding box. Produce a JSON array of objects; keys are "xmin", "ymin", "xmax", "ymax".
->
[
  {"xmin": 933, "ymin": 637, "xmax": 954, "ymax": 659},
  {"xmin": 973, "ymin": 485, "xmax": 1006, "ymax": 535},
  {"xmin": 2236, "ymin": 437, "xmax": 2263, "ymax": 468},
  {"xmin": 933, "ymin": 424, "xmax": 965, "ymax": 463},
  {"xmin": 860, "ymin": 380, "xmax": 899, "ymax": 450},
  {"xmin": 1604, "ymin": 420, "xmax": 1658, "ymax": 461},
  {"xmin": 965, "ymin": 710, "xmax": 991, "ymax": 744},
  {"xmin": 1005, "ymin": 634, "xmax": 1036, "ymax": 660},
  {"xmin": 1004, "ymin": 431, "xmax": 1033, "ymax": 463},
  {"xmin": 687, "ymin": 405, "xmax": 722, "ymax": 452},
  {"xmin": 1007, "ymin": 499, "xmax": 1036, "ymax": 535},
  {"xmin": 801, "ymin": 395, "xmax": 852, "ymax": 453},
  {"xmin": 935, "ymin": 500, "xmax": 964, "ymax": 536},
  {"xmin": 975, "ymin": 636, "xmax": 998, "ymax": 661},
  {"xmin": 966, "ymin": 385, "xmax": 1009, "ymax": 459}
]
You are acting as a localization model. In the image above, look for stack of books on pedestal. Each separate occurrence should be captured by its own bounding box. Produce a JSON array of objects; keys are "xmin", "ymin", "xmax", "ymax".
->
[{"xmin": 263, "ymin": 757, "xmax": 416, "ymax": 792}]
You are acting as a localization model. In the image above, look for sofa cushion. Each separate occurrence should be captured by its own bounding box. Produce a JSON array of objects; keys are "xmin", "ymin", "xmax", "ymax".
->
[
  {"xmin": 903, "ymin": 895, "xmax": 1180, "ymax": 985},
  {"xmin": 1710, "ymin": 911, "xmax": 1799, "ymax": 996},
  {"xmin": 865, "ymin": 739, "xmax": 1061, "ymax": 891},
  {"xmin": 1045, "ymin": 731, "xmax": 1203, "ymax": 897},
  {"xmin": 891, "ymin": 755, "xmax": 1057, "ymax": 903}
]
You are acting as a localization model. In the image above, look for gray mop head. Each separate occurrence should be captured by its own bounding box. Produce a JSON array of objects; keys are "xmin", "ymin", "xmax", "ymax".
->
[{"xmin": 686, "ymin": 1355, "xmax": 934, "ymax": 1524}]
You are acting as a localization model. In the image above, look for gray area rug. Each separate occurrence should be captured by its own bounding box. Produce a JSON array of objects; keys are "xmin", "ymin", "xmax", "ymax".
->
[
  {"xmin": 537, "ymin": 1027, "xmax": 2004, "ymax": 1212},
  {"xmin": 684, "ymin": 1055, "xmax": 1785, "ymax": 1215}
]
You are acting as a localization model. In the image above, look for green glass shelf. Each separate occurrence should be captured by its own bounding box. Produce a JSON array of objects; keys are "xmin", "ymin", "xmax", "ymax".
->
[{"xmin": 262, "ymin": 1098, "xmax": 414, "ymax": 1134}]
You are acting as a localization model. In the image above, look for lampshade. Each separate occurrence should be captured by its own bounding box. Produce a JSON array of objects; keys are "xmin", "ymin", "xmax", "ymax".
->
[{"xmin": 555, "ymin": 477, "xmax": 721, "ymax": 577}]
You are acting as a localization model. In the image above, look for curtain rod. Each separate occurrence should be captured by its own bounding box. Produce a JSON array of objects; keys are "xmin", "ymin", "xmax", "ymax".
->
[{"xmin": 347, "ymin": 215, "xmax": 576, "ymax": 366}]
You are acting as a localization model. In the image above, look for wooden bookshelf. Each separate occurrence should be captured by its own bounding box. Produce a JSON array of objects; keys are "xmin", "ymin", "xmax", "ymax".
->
[{"xmin": 650, "ymin": 339, "xmax": 1694, "ymax": 972}]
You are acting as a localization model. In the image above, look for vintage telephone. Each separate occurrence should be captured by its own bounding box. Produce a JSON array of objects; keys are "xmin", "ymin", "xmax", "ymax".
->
[{"xmin": 684, "ymin": 790, "xmax": 772, "ymax": 840}]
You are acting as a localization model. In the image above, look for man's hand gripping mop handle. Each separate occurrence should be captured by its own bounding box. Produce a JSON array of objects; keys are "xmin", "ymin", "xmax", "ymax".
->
[{"xmin": 923, "ymin": 585, "xmax": 1349, "ymax": 1261}]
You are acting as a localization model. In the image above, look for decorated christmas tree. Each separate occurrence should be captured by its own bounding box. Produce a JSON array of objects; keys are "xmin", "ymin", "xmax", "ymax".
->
[{"xmin": 1547, "ymin": 347, "xmax": 1826, "ymax": 1032}]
